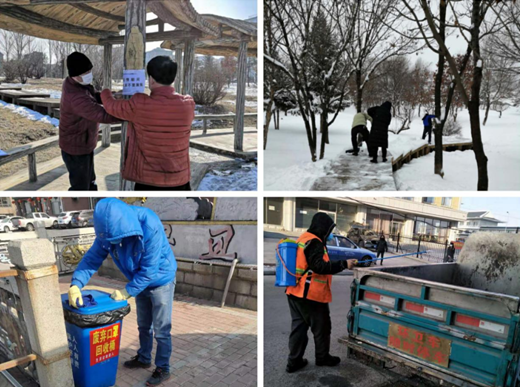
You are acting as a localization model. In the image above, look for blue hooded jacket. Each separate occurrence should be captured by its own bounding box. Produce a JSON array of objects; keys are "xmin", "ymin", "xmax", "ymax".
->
[
  {"xmin": 71, "ymin": 198, "xmax": 176, "ymax": 297},
  {"xmin": 422, "ymin": 114, "xmax": 436, "ymax": 126}
]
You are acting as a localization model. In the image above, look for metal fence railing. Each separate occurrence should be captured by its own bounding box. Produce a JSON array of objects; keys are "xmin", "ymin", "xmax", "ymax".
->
[
  {"xmin": 386, "ymin": 233, "xmax": 460, "ymax": 263},
  {"xmin": 52, "ymin": 233, "xmax": 96, "ymax": 275}
]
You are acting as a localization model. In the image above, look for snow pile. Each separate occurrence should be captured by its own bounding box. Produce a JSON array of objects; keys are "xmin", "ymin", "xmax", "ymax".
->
[
  {"xmin": 27, "ymin": 88, "xmax": 62, "ymax": 99},
  {"xmin": 198, "ymin": 163, "xmax": 257, "ymax": 191},
  {"xmin": 0, "ymin": 100, "xmax": 59, "ymax": 127}
]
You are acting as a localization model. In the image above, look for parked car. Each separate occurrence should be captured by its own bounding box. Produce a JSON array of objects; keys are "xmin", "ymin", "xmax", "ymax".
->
[
  {"xmin": 58, "ymin": 211, "xmax": 79, "ymax": 228},
  {"xmin": 326, "ymin": 234, "xmax": 376, "ymax": 267},
  {"xmin": 71, "ymin": 210, "xmax": 94, "ymax": 228},
  {"xmin": 12, "ymin": 213, "xmax": 59, "ymax": 231},
  {"xmin": 347, "ymin": 227, "xmax": 380, "ymax": 250},
  {"xmin": 0, "ymin": 216, "xmax": 24, "ymax": 233},
  {"xmin": 0, "ymin": 253, "xmax": 10, "ymax": 264}
]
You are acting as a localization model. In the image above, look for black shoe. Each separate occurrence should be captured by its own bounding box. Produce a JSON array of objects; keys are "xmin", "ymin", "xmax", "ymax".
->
[
  {"xmin": 352, "ymin": 152, "xmax": 359, "ymax": 156},
  {"xmin": 316, "ymin": 355, "xmax": 341, "ymax": 367},
  {"xmin": 146, "ymin": 368, "xmax": 171, "ymax": 386},
  {"xmin": 124, "ymin": 355, "xmax": 151, "ymax": 369},
  {"xmin": 370, "ymin": 159, "xmax": 377, "ymax": 163},
  {"xmin": 286, "ymin": 358, "xmax": 308, "ymax": 373},
  {"xmin": 382, "ymin": 158, "xmax": 387, "ymax": 162}
]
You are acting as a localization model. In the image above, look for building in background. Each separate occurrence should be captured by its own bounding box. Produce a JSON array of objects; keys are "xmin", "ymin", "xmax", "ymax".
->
[
  {"xmin": 456, "ymin": 210, "xmax": 517, "ymax": 238},
  {"xmin": 264, "ymin": 197, "xmax": 466, "ymax": 243},
  {"xmin": 11, "ymin": 197, "xmax": 62, "ymax": 217},
  {"xmin": 0, "ymin": 197, "xmax": 16, "ymax": 218}
]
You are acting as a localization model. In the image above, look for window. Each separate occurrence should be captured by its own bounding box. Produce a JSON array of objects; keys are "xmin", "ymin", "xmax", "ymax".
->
[
  {"xmin": 337, "ymin": 237, "xmax": 355, "ymax": 249},
  {"xmin": 336, "ymin": 204, "xmax": 357, "ymax": 233},
  {"xmin": 402, "ymin": 198, "xmax": 414, "ymax": 201},
  {"xmin": 441, "ymin": 197, "xmax": 452, "ymax": 207},
  {"xmin": 319, "ymin": 200, "xmax": 337, "ymax": 213},
  {"xmin": 422, "ymin": 197, "xmax": 434, "ymax": 204},
  {"xmin": 0, "ymin": 198, "xmax": 10, "ymax": 208},
  {"xmin": 295, "ymin": 198, "xmax": 319, "ymax": 229},
  {"xmin": 326, "ymin": 237, "xmax": 337, "ymax": 247},
  {"xmin": 264, "ymin": 198, "xmax": 284, "ymax": 226}
]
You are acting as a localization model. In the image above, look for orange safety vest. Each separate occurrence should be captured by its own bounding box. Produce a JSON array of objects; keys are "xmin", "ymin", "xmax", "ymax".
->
[{"xmin": 286, "ymin": 232, "xmax": 332, "ymax": 303}]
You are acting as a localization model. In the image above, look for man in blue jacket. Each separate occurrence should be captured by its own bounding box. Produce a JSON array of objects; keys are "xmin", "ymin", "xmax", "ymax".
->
[
  {"xmin": 67, "ymin": 198, "xmax": 176, "ymax": 386},
  {"xmin": 422, "ymin": 112, "xmax": 437, "ymax": 145}
]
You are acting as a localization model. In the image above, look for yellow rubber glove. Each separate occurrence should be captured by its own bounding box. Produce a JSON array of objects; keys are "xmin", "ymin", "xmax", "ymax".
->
[
  {"xmin": 111, "ymin": 289, "xmax": 131, "ymax": 301},
  {"xmin": 68, "ymin": 285, "xmax": 83, "ymax": 309},
  {"xmin": 347, "ymin": 260, "xmax": 358, "ymax": 270}
]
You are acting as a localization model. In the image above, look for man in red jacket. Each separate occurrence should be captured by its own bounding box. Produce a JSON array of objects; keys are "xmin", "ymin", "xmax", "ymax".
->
[
  {"xmin": 59, "ymin": 52, "xmax": 120, "ymax": 191},
  {"xmin": 101, "ymin": 56, "xmax": 195, "ymax": 191}
]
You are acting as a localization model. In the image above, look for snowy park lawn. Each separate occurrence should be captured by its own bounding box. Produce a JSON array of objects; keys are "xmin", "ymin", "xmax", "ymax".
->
[
  {"xmin": 395, "ymin": 108, "xmax": 520, "ymax": 190},
  {"xmin": 265, "ymin": 105, "xmax": 520, "ymax": 191}
]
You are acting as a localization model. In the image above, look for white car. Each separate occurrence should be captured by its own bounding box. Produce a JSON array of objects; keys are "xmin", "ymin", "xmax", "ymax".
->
[
  {"xmin": 0, "ymin": 253, "xmax": 10, "ymax": 264},
  {"xmin": 58, "ymin": 211, "xmax": 79, "ymax": 229},
  {"xmin": 0, "ymin": 216, "xmax": 24, "ymax": 233},
  {"xmin": 12, "ymin": 213, "xmax": 59, "ymax": 231}
]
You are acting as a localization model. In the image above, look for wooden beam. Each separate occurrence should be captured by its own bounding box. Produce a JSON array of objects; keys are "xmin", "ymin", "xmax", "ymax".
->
[
  {"xmin": 101, "ymin": 43, "xmax": 112, "ymax": 148},
  {"xmin": 99, "ymin": 29, "xmax": 201, "ymax": 44},
  {"xmin": 234, "ymin": 40, "xmax": 248, "ymax": 152},
  {"xmin": 182, "ymin": 39, "xmax": 195, "ymax": 96},
  {"xmin": 29, "ymin": 0, "xmax": 123, "ymax": 4},
  {"xmin": 174, "ymin": 47, "xmax": 182, "ymax": 92},
  {"xmin": 146, "ymin": 1, "xmax": 194, "ymax": 30},
  {"xmin": 118, "ymin": 17, "xmax": 159, "ymax": 31},
  {"xmin": 71, "ymin": 3, "xmax": 125, "ymax": 22},
  {"xmin": 0, "ymin": 5, "xmax": 116, "ymax": 39},
  {"xmin": 120, "ymin": 0, "xmax": 146, "ymax": 191}
]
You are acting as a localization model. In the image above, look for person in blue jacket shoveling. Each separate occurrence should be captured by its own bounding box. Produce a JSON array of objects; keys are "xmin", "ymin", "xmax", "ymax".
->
[
  {"xmin": 67, "ymin": 198, "xmax": 176, "ymax": 386},
  {"xmin": 422, "ymin": 112, "xmax": 437, "ymax": 145}
]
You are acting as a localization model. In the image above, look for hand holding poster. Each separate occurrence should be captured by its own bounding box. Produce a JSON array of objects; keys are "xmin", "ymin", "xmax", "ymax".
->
[{"xmin": 122, "ymin": 69, "xmax": 146, "ymax": 96}]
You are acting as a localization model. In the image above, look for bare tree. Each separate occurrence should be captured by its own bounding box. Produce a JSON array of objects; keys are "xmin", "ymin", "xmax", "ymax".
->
[{"xmin": 0, "ymin": 29, "xmax": 14, "ymax": 61}]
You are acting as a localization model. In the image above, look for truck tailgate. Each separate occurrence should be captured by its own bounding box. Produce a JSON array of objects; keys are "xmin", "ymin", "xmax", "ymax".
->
[{"xmin": 349, "ymin": 266, "xmax": 520, "ymax": 387}]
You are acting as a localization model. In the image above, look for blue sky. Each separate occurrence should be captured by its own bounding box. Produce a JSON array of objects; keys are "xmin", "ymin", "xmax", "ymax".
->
[{"xmin": 460, "ymin": 197, "xmax": 520, "ymax": 226}]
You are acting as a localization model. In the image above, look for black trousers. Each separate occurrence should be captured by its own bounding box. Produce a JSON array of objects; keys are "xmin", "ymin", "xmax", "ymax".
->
[
  {"xmin": 61, "ymin": 150, "xmax": 98, "ymax": 191},
  {"xmin": 422, "ymin": 125, "xmax": 432, "ymax": 143},
  {"xmin": 377, "ymin": 251, "xmax": 385, "ymax": 265},
  {"xmin": 287, "ymin": 295, "xmax": 331, "ymax": 365},
  {"xmin": 351, "ymin": 125, "xmax": 369, "ymax": 154},
  {"xmin": 370, "ymin": 146, "xmax": 387, "ymax": 161},
  {"xmin": 134, "ymin": 182, "xmax": 192, "ymax": 191}
]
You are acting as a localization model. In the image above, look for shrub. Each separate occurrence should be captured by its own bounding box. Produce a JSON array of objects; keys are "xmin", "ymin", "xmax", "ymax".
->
[
  {"xmin": 192, "ymin": 59, "xmax": 227, "ymax": 106},
  {"xmin": 2, "ymin": 60, "xmax": 18, "ymax": 82},
  {"xmin": 443, "ymin": 116, "xmax": 462, "ymax": 136}
]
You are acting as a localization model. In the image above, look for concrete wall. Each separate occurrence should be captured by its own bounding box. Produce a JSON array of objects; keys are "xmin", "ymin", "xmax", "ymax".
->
[{"xmin": 99, "ymin": 257, "xmax": 257, "ymax": 310}]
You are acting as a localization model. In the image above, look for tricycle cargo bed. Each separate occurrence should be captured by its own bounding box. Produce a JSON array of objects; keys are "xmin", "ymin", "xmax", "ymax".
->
[{"xmin": 347, "ymin": 263, "xmax": 520, "ymax": 387}]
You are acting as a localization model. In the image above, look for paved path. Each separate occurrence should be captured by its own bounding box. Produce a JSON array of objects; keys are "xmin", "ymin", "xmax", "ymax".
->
[
  {"xmin": 0, "ymin": 143, "xmax": 238, "ymax": 191},
  {"xmin": 59, "ymin": 274, "xmax": 257, "ymax": 387},
  {"xmin": 311, "ymin": 148, "xmax": 396, "ymax": 191}
]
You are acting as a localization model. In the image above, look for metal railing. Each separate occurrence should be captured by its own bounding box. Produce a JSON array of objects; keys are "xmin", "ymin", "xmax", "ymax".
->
[{"xmin": 386, "ymin": 233, "xmax": 460, "ymax": 263}]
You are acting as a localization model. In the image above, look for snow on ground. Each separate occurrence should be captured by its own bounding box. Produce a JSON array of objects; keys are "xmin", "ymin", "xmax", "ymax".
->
[
  {"xmin": 198, "ymin": 162, "xmax": 257, "ymax": 191},
  {"xmin": 265, "ymin": 105, "xmax": 519, "ymax": 191},
  {"xmin": 223, "ymin": 99, "xmax": 257, "ymax": 107},
  {"xmin": 224, "ymin": 83, "xmax": 257, "ymax": 97},
  {"xmin": 395, "ymin": 108, "xmax": 520, "ymax": 190},
  {"xmin": 264, "ymin": 108, "xmax": 355, "ymax": 190},
  {"xmin": 0, "ymin": 100, "xmax": 59, "ymax": 127}
]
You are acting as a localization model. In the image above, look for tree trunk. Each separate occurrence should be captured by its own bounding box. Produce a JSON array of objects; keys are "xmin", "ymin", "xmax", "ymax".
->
[
  {"xmin": 434, "ymin": 2, "xmax": 446, "ymax": 177},
  {"xmin": 264, "ymin": 100, "xmax": 274, "ymax": 150},
  {"xmin": 483, "ymin": 100, "xmax": 490, "ymax": 126},
  {"xmin": 355, "ymin": 69, "xmax": 363, "ymax": 113},
  {"xmin": 319, "ymin": 113, "xmax": 328, "ymax": 160},
  {"xmin": 274, "ymin": 109, "xmax": 280, "ymax": 129}
]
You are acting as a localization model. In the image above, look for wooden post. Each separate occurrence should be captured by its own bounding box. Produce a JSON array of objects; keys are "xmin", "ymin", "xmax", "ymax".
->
[
  {"xmin": 234, "ymin": 39, "xmax": 248, "ymax": 152},
  {"xmin": 120, "ymin": 0, "xmax": 146, "ymax": 190},
  {"xmin": 62, "ymin": 58, "xmax": 68, "ymax": 78},
  {"xmin": 175, "ymin": 47, "xmax": 183, "ymax": 93},
  {"xmin": 28, "ymin": 153, "xmax": 37, "ymax": 182},
  {"xmin": 101, "ymin": 43, "xmax": 113, "ymax": 148},
  {"xmin": 182, "ymin": 39, "xmax": 195, "ymax": 96}
]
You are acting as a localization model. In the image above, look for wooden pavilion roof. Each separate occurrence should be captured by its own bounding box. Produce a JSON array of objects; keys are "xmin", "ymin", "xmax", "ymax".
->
[{"xmin": 0, "ymin": 0, "xmax": 257, "ymax": 53}]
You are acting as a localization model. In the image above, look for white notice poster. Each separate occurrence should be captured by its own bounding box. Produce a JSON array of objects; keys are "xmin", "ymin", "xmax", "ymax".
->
[{"xmin": 122, "ymin": 69, "xmax": 146, "ymax": 96}]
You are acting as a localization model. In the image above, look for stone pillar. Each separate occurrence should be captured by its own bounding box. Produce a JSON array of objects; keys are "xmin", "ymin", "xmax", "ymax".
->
[
  {"xmin": 283, "ymin": 198, "xmax": 295, "ymax": 232},
  {"xmin": 101, "ymin": 43, "xmax": 113, "ymax": 148},
  {"xmin": 175, "ymin": 47, "xmax": 183, "ymax": 93},
  {"xmin": 234, "ymin": 39, "xmax": 248, "ymax": 152},
  {"xmin": 8, "ymin": 239, "xmax": 74, "ymax": 387}
]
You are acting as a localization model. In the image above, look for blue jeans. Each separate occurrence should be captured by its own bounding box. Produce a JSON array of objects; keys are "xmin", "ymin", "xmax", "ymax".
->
[{"xmin": 136, "ymin": 280, "xmax": 175, "ymax": 372}]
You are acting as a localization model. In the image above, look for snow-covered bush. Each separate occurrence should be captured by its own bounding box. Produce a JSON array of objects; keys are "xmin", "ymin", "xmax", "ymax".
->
[{"xmin": 443, "ymin": 117, "xmax": 462, "ymax": 136}]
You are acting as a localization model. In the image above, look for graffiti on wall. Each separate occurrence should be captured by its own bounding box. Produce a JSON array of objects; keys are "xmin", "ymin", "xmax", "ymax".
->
[
  {"xmin": 163, "ymin": 224, "xmax": 177, "ymax": 247},
  {"xmin": 199, "ymin": 225, "xmax": 238, "ymax": 262}
]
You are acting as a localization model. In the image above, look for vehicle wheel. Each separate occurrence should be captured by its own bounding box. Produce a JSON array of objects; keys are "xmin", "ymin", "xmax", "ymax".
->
[
  {"xmin": 53, "ymin": 221, "xmax": 58, "ymax": 229},
  {"xmin": 27, "ymin": 223, "xmax": 34, "ymax": 231},
  {"xmin": 362, "ymin": 256, "xmax": 372, "ymax": 267},
  {"xmin": 67, "ymin": 222, "xmax": 72, "ymax": 229},
  {"xmin": 3, "ymin": 226, "xmax": 9, "ymax": 233}
]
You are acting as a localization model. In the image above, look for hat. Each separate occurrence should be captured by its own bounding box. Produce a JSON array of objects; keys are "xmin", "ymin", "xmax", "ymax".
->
[{"xmin": 67, "ymin": 52, "xmax": 93, "ymax": 77}]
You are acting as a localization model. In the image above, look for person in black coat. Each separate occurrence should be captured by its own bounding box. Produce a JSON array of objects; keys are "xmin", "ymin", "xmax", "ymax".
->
[
  {"xmin": 367, "ymin": 101, "xmax": 392, "ymax": 163},
  {"xmin": 444, "ymin": 241, "xmax": 456, "ymax": 262},
  {"xmin": 376, "ymin": 234, "xmax": 388, "ymax": 265}
]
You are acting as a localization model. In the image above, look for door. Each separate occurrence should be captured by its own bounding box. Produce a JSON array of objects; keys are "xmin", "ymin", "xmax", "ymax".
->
[
  {"xmin": 326, "ymin": 237, "xmax": 342, "ymax": 261},
  {"xmin": 336, "ymin": 236, "xmax": 357, "ymax": 259}
]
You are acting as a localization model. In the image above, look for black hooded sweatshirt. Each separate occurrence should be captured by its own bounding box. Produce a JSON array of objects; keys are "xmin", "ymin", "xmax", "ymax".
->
[{"xmin": 303, "ymin": 212, "xmax": 346, "ymax": 275}]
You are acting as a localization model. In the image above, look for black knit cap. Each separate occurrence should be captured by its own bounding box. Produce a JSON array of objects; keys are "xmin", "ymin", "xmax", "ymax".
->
[{"xmin": 67, "ymin": 52, "xmax": 93, "ymax": 77}]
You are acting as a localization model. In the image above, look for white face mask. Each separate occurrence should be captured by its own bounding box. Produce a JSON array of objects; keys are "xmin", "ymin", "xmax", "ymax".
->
[{"xmin": 79, "ymin": 71, "xmax": 93, "ymax": 85}]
